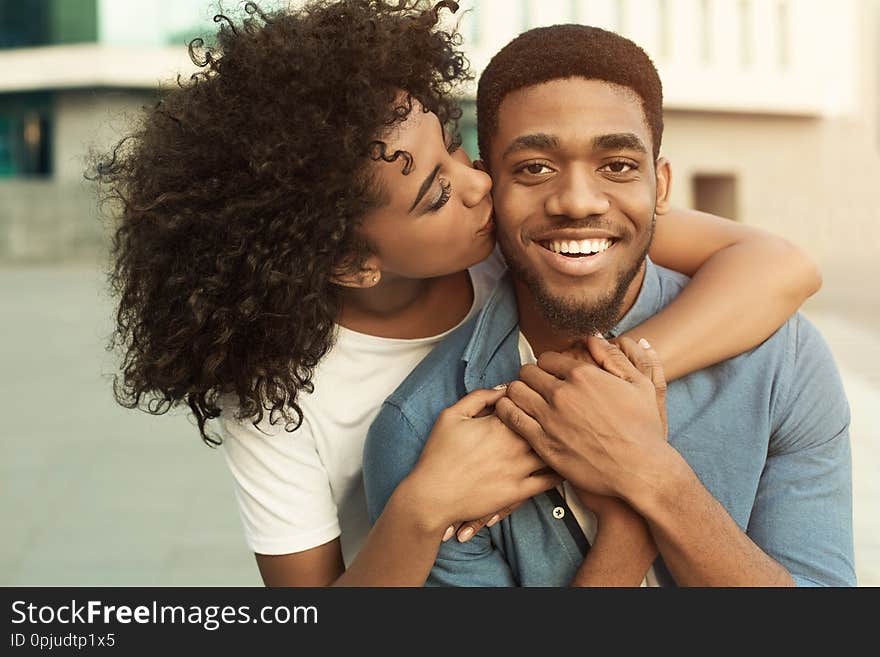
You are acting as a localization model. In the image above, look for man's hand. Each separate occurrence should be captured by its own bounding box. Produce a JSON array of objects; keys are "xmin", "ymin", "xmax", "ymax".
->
[{"xmin": 495, "ymin": 336, "xmax": 670, "ymax": 502}]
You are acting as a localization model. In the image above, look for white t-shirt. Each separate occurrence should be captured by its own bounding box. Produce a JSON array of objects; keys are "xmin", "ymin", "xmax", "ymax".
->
[
  {"xmin": 516, "ymin": 332, "xmax": 659, "ymax": 587},
  {"xmin": 219, "ymin": 249, "xmax": 507, "ymax": 566}
]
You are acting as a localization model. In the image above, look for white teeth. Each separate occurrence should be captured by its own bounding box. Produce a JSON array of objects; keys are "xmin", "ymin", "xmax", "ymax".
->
[{"xmin": 546, "ymin": 238, "xmax": 613, "ymax": 255}]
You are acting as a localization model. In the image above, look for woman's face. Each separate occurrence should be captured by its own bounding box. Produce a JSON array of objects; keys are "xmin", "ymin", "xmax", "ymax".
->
[{"xmin": 357, "ymin": 105, "xmax": 495, "ymax": 280}]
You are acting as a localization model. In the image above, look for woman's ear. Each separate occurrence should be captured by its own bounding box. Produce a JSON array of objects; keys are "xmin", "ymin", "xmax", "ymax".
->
[
  {"xmin": 330, "ymin": 255, "xmax": 383, "ymax": 288},
  {"xmin": 654, "ymin": 157, "xmax": 672, "ymax": 215}
]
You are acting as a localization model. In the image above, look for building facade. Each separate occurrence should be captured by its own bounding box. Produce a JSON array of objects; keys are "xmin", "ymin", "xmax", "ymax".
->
[
  {"xmin": 1, "ymin": 0, "xmax": 878, "ymax": 266},
  {"xmin": 455, "ymin": 0, "xmax": 880, "ymax": 268}
]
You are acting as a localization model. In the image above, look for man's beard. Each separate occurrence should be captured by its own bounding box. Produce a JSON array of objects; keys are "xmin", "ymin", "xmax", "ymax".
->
[{"xmin": 501, "ymin": 217, "xmax": 655, "ymax": 337}]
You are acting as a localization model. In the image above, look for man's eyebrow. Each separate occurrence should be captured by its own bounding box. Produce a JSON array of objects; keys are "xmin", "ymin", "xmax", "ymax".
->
[
  {"xmin": 409, "ymin": 164, "xmax": 440, "ymax": 212},
  {"xmin": 502, "ymin": 133, "xmax": 560, "ymax": 159},
  {"xmin": 593, "ymin": 133, "xmax": 648, "ymax": 154}
]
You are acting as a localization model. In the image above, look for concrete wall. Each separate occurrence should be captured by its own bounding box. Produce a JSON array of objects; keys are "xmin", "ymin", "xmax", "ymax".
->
[
  {"xmin": 0, "ymin": 89, "xmax": 150, "ymax": 261},
  {"xmin": 663, "ymin": 0, "xmax": 880, "ymax": 269}
]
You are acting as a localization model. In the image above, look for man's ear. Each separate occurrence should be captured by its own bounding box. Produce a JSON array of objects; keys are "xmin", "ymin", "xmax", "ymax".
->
[
  {"xmin": 330, "ymin": 254, "xmax": 383, "ymax": 288},
  {"xmin": 654, "ymin": 156, "xmax": 672, "ymax": 215}
]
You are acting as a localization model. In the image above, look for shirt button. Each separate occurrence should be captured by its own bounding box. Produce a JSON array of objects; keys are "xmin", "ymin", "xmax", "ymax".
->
[{"xmin": 552, "ymin": 506, "xmax": 565, "ymax": 519}]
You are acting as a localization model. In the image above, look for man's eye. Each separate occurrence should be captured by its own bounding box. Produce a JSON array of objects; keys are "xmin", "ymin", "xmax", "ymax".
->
[
  {"xmin": 520, "ymin": 163, "xmax": 552, "ymax": 175},
  {"xmin": 602, "ymin": 161, "xmax": 636, "ymax": 173}
]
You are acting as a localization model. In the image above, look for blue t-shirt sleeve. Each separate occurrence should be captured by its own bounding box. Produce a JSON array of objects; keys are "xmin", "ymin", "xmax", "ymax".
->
[
  {"xmin": 748, "ymin": 315, "xmax": 856, "ymax": 586},
  {"xmin": 428, "ymin": 527, "xmax": 518, "ymax": 587},
  {"xmin": 363, "ymin": 402, "xmax": 519, "ymax": 587},
  {"xmin": 362, "ymin": 401, "xmax": 424, "ymax": 524}
]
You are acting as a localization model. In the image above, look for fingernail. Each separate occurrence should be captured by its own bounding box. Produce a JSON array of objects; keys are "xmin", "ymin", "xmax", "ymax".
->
[
  {"xmin": 639, "ymin": 338, "xmax": 651, "ymax": 349},
  {"xmin": 442, "ymin": 525, "xmax": 455, "ymax": 542},
  {"xmin": 486, "ymin": 514, "xmax": 501, "ymax": 527},
  {"xmin": 458, "ymin": 527, "xmax": 475, "ymax": 541},
  {"xmin": 493, "ymin": 383, "xmax": 508, "ymax": 391}
]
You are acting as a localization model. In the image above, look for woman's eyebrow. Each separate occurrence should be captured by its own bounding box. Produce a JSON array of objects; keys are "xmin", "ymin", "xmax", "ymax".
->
[{"xmin": 409, "ymin": 164, "xmax": 441, "ymax": 212}]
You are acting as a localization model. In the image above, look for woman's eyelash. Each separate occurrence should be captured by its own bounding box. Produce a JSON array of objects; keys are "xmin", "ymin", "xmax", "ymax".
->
[{"xmin": 431, "ymin": 178, "xmax": 452, "ymax": 211}]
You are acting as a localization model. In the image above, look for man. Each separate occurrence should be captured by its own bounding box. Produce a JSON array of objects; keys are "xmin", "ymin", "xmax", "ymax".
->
[{"xmin": 362, "ymin": 24, "xmax": 855, "ymax": 586}]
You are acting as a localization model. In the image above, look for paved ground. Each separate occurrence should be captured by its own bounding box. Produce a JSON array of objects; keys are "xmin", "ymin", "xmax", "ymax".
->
[{"xmin": 1, "ymin": 263, "xmax": 877, "ymax": 586}]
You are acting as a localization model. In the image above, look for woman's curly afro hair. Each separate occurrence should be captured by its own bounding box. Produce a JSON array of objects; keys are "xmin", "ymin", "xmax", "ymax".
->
[{"xmin": 93, "ymin": 0, "xmax": 469, "ymax": 444}]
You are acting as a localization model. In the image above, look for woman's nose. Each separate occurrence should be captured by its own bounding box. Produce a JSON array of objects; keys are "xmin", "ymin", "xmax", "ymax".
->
[{"xmin": 456, "ymin": 154, "xmax": 492, "ymax": 208}]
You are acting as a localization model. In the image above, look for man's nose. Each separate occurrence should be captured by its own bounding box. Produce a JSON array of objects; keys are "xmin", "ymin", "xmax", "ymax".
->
[{"xmin": 544, "ymin": 168, "xmax": 610, "ymax": 218}]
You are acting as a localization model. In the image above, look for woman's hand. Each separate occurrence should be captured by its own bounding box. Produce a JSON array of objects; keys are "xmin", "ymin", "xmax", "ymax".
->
[{"xmin": 405, "ymin": 387, "xmax": 563, "ymax": 536}]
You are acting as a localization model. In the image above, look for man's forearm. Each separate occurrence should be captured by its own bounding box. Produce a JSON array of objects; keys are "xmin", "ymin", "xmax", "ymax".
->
[
  {"xmin": 629, "ymin": 447, "xmax": 794, "ymax": 587},
  {"xmin": 570, "ymin": 509, "xmax": 657, "ymax": 587}
]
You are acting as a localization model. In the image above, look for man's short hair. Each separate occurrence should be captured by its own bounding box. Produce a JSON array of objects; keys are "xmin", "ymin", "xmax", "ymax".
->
[{"xmin": 477, "ymin": 24, "xmax": 664, "ymax": 162}]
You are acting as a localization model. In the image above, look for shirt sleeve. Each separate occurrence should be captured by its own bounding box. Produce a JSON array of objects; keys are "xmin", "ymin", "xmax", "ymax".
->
[
  {"xmin": 363, "ymin": 402, "xmax": 518, "ymax": 587},
  {"xmin": 747, "ymin": 315, "xmax": 856, "ymax": 586},
  {"xmin": 219, "ymin": 405, "xmax": 340, "ymax": 555}
]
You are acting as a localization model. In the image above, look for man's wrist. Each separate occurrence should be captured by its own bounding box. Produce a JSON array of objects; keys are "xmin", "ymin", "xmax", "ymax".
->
[{"xmin": 622, "ymin": 443, "xmax": 696, "ymax": 521}]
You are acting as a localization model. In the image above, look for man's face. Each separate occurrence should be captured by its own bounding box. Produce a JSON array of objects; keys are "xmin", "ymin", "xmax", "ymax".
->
[{"xmin": 487, "ymin": 78, "xmax": 669, "ymax": 336}]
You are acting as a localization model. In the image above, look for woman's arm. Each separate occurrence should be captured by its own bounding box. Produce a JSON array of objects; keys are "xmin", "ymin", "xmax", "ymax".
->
[
  {"xmin": 622, "ymin": 207, "xmax": 822, "ymax": 381},
  {"xmin": 257, "ymin": 388, "xmax": 560, "ymax": 587},
  {"xmin": 256, "ymin": 480, "xmax": 448, "ymax": 587}
]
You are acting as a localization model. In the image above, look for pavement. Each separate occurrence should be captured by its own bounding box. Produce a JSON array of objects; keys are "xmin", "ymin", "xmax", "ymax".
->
[{"xmin": 1, "ymin": 263, "xmax": 877, "ymax": 586}]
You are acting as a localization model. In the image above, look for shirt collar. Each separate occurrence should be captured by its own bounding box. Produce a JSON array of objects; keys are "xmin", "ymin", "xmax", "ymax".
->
[
  {"xmin": 462, "ymin": 269, "xmax": 519, "ymax": 389},
  {"xmin": 463, "ymin": 257, "xmax": 663, "ymax": 384},
  {"xmin": 606, "ymin": 257, "xmax": 664, "ymax": 338}
]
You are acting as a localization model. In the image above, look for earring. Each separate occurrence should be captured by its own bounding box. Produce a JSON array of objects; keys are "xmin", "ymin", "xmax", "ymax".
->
[{"xmin": 371, "ymin": 273, "xmax": 379, "ymax": 284}]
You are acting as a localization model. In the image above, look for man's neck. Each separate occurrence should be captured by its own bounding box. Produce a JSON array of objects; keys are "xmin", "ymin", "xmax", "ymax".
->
[{"xmin": 515, "ymin": 261, "xmax": 647, "ymax": 356}]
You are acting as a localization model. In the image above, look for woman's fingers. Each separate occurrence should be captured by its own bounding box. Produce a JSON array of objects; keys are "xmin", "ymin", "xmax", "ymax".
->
[
  {"xmin": 455, "ymin": 476, "xmax": 555, "ymax": 543},
  {"xmin": 447, "ymin": 386, "xmax": 508, "ymax": 419},
  {"xmin": 585, "ymin": 335, "xmax": 643, "ymax": 382},
  {"xmin": 616, "ymin": 336, "xmax": 668, "ymax": 439},
  {"xmin": 456, "ymin": 512, "xmax": 497, "ymax": 542},
  {"xmin": 637, "ymin": 338, "xmax": 668, "ymax": 438}
]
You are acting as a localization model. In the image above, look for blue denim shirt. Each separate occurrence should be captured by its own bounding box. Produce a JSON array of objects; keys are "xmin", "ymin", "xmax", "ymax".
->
[{"xmin": 363, "ymin": 260, "xmax": 855, "ymax": 586}]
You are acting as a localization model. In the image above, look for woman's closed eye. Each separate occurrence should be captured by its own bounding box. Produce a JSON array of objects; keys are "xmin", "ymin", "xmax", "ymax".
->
[{"xmin": 429, "ymin": 178, "xmax": 452, "ymax": 212}]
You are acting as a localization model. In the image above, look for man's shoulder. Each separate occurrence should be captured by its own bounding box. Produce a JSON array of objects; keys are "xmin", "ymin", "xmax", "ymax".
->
[{"xmin": 378, "ymin": 314, "xmax": 477, "ymax": 432}]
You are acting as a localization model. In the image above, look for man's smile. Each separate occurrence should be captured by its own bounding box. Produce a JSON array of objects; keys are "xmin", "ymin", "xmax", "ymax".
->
[{"xmin": 527, "ymin": 228, "xmax": 623, "ymax": 277}]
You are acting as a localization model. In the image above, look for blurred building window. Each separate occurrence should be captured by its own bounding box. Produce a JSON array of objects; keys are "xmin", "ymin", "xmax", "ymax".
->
[
  {"xmin": 0, "ymin": 0, "xmax": 97, "ymax": 49},
  {"xmin": 699, "ymin": 0, "xmax": 713, "ymax": 63},
  {"xmin": 693, "ymin": 174, "xmax": 738, "ymax": 221},
  {"xmin": 463, "ymin": 1, "xmax": 480, "ymax": 48},
  {"xmin": 0, "ymin": 94, "xmax": 53, "ymax": 178},
  {"xmin": 777, "ymin": 0, "xmax": 789, "ymax": 70},
  {"xmin": 738, "ymin": 0, "xmax": 752, "ymax": 68},
  {"xmin": 520, "ymin": 0, "xmax": 531, "ymax": 33},
  {"xmin": 658, "ymin": 0, "xmax": 671, "ymax": 59},
  {"xmin": 614, "ymin": 0, "xmax": 625, "ymax": 34}
]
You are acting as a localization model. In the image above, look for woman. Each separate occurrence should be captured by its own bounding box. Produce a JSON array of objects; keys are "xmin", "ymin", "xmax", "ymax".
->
[{"xmin": 95, "ymin": 0, "xmax": 821, "ymax": 586}]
